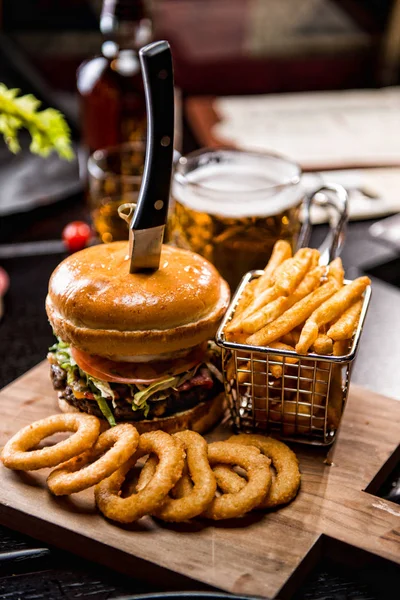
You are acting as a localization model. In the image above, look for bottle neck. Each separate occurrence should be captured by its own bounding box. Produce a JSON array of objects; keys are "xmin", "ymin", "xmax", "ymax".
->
[{"xmin": 100, "ymin": 0, "xmax": 152, "ymax": 52}]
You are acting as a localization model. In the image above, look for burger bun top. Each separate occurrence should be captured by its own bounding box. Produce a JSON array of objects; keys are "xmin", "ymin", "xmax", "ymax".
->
[{"xmin": 46, "ymin": 242, "xmax": 230, "ymax": 358}]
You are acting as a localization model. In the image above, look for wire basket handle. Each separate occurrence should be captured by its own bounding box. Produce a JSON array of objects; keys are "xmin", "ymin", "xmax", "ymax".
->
[{"xmin": 297, "ymin": 184, "xmax": 348, "ymax": 265}]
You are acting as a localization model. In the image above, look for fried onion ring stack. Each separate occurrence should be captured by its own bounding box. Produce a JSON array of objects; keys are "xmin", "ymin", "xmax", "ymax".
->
[{"xmin": 1, "ymin": 414, "xmax": 301, "ymax": 524}]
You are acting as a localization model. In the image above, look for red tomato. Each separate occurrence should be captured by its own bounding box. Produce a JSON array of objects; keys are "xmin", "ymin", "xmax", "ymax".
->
[
  {"xmin": 70, "ymin": 345, "xmax": 207, "ymax": 384},
  {"xmin": 0, "ymin": 267, "xmax": 9, "ymax": 296},
  {"xmin": 62, "ymin": 221, "xmax": 92, "ymax": 253}
]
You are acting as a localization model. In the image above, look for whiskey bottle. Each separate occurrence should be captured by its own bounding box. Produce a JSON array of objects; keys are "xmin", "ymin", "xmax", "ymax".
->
[{"xmin": 77, "ymin": 0, "xmax": 152, "ymax": 153}]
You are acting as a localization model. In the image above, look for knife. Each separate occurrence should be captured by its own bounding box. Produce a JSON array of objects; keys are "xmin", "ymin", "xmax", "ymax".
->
[{"xmin": 128, "ymin": 40, "xmax": 175, "ymax": 273}]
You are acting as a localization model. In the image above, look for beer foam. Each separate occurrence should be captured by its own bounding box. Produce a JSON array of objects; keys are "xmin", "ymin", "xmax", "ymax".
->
[{"xmin": 172, "ymin": 163, "xmax": 304, "ymax": 218}]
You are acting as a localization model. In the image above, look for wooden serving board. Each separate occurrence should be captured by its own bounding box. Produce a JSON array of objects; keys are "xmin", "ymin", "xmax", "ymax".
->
[{"xmin": 0, "ymin": 362, "xmax": 399, "ymax": 598}]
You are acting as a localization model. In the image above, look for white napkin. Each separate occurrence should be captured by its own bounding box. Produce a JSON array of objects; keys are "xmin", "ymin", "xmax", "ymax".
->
[
  {"xmin": 302, "ymin": 168, "xmax": 400, "ymax": 223},
  {"xmin": 213, "ymin": 89, "xmax": 400, "ymax": 170}
]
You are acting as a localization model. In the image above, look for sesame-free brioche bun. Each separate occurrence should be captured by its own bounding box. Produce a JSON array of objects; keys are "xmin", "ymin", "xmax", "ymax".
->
[{"xmin": 46, "ymin": 242, "xmax": 230, "ymax": 358}]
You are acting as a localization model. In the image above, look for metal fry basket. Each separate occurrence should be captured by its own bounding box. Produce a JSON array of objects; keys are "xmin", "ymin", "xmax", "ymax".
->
[{"xmin": 216, "ymin": 271, "xmax": 371, "ymax": 446}]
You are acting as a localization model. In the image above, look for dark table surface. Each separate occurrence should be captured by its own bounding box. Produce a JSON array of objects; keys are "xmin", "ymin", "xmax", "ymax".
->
[{"xmin": 1, "ymin": 136, "xmax": 400, "ymax": 597}]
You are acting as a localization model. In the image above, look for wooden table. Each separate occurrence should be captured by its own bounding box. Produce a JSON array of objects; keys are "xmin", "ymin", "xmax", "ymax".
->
[{"xmin": 0, "ymin": 362, "xmax": 399, "ymax": 598}]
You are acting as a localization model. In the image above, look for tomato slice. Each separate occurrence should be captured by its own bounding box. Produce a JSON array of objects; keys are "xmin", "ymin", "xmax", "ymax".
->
[{"xmin": 70, "ymin": 344, "xmax": 207, "ymax": 384}]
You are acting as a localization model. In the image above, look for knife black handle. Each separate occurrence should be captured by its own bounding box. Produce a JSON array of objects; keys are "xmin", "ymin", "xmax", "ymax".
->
[{"xmin": 130, "ymin": 40, "xmax": 174, "ymax": 232}]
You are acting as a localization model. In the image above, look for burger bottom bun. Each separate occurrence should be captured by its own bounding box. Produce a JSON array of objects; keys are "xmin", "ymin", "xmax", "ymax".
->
[{"xmin": 57, "ymin": 392, "xmax": 226, "ymax": 435}]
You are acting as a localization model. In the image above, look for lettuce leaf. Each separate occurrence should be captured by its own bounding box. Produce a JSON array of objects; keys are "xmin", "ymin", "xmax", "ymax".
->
[
  {"xmin": 48, "ymin": 337, "xmax": 216, "ymax": 426},
  {"xmin": 94, "ymin": 395, "xmax": 116, "ymax": 427},
  {"xmin": 133, "ymin": 377, "xmax": 178, "ymax": 410},
  {"xmin": 49, "ymin": 340, "xmax": 77, "ymax": 371},
  {"xmin": 87, "ymin": 376, "xmax": 115, "ymax": 402},
  {"xmin": 49, "ymin": 339, "xmax": 119, "ymax": 426}
]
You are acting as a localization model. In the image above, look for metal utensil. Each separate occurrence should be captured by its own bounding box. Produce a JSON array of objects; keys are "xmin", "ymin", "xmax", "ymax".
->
[
  {"xmin": 128, "ymin": 41, "xmax": 175, "ymax": 273},
  {"xmin": 297, "ymin": 184, "xmax": 348, "ymax": 265},
  {"xmin": 216, "ymin": 276, "xmax": 371, "ymax": 445}
]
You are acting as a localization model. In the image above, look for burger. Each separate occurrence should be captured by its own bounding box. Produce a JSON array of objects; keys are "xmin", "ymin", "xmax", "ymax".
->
[{"xmin": 45, "ymin": 242, "xmax": 230, "ymax": 433}]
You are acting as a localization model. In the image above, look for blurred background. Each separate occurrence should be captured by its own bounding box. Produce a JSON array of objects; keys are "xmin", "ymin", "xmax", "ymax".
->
[
  {"xmin": 1, "ymin": 0, "xmax": 400, "ymax": 392},
  {"xmin": 3, "ymin": 0, "xmax": 399, "ymax": 94}
]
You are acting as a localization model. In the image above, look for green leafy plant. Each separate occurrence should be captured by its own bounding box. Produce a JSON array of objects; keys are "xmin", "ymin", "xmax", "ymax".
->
[{"xmin": 0, "ymin": 83, "xmax": 74, "ymax": 160}]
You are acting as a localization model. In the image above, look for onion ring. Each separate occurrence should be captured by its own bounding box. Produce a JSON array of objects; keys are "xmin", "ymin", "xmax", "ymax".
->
[
  {"xmin": 95, "ymin": 430, "xmax": 185, "ymax": 523},
  {"xmin": 170, "ymin": 463, "xmax": 193, "ymax": 499},
  {"xmin": 140, "ymin": 431, "xmax": 217, "ymax": 522},
  {"xmin": 213, "ymin": 464, "xmax": 247, "ymax": 496},
  {"xmin": 47, "ymin": 424, "xmax": 139, "ymax": 496},
  {"xmin": 203, "ymin": 442, "xmax": 271, "ymax": 520},
  {"xmin": 1, "ymin": 414, "xmax": 100, "ymax": 471},
  {"xmin": 224, "ymin": 434, "xmax": 301, "ymax": 508}
]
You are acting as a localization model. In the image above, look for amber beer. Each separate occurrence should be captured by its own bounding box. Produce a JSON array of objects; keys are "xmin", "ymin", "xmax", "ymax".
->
[
  {"xmin": 168, "ymin": 150, "xmax": 304, "ymax": 289},
  {"xmin": 87, "ymin": 142, "xmax": 144, "ymax": 243}
]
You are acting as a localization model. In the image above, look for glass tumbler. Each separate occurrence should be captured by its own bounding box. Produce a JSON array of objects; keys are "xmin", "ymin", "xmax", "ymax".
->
[{"xmin": 87, "ymin": 141, "xmax": 145, "ymax": 243}]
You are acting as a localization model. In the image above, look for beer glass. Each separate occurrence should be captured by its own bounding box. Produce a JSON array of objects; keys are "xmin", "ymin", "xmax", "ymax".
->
[{"xmin": 168, "ymin": 149, "xmax": 305, "ymax": 289}]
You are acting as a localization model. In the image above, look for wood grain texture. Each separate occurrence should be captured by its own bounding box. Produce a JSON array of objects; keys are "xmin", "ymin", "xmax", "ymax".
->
[{"xmin": 0, "ymin": 361, "xmax": 399, "ymax": 598}]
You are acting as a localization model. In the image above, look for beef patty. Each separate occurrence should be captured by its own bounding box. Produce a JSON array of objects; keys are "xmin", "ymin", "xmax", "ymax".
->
[{"xmin": 51, "ymin": 364, "xmax": 222, "ymax": 422}]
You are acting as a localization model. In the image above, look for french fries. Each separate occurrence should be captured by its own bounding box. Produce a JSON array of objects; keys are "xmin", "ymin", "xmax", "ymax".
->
[
  {"xmin": 238, "ymin": 266, "xmax": 325, "ymax": 335},
  {"xmin": 327, "ymin": 299, "xmax": 363, "ymax": 341},
  {"xmin": 326, "ymin": 339, "xmax": 350, "ymax": 429},
  {"xmin": 269, "ymin": 400, "xmax": 312, "ymax": 436},
  {"xmin": 281, "ymin": 330, "xmax": 301, "ymax": 346},
  {"xmin": 228, "ymin": 285, "xmax": 280, "ymax": 332},
  {"xmin": 254, "ymin": 240, "xmax": 292, "ymax": 294},
  {"xmin": 247, "ymin": 281, "xmax": 338, "ymax": 347},
  {"xmin": 268, "ymin": 342, "xmax": 298, "ymax": 378},
  {"xmin": 273, "ymin": 248, "xmax": 314, "ymax": 296},
  {"xmin": 233, "ymin": 279, "xmax": 257, "ymax": 318},
  {"xmin": 313, "ymin": 334, "xmax": 333, "ymax": 355},
  {"xmin": 241, "ymin": 297, "xmax": 287, "ymax": 334},
  {"xmin": 285, "ymin": 266, "xmax": 325, "ymax": 309},
  {"xmin": 226, "ymin": 279, "xmax": 258, "ymax": 332},
  {"xmin": 226, "ymin": 243, "xmax": 369, "ymax": 353},
  {"xmin": 224, "ymin": 241, "xmax": 371, "ymax": 438},
  {"xmin": 225, "ymin": 331, "xmax": 248, "ymax": 343},
  {"xmin": 295, "ymin": 277, "xmax": 370, "ymax": 354},
  {"xmin": 328, "ymin": 257, "xmax": 344, "ymax": 286},
  {"xmin": 230, "ymin": 252, "xmax": 322, "ymax": 335},
  {"xmin": 310, "ymin": 249, "xmax": 320, "ymax": 269},
  {"xmin": 237, "ymin": 352, "xmax": 274, "ymax": 385}
]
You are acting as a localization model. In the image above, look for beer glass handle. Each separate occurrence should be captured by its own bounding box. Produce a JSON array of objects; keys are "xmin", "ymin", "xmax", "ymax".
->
[{"xmin": 297, "ymin": 184, "xmax": 349, "ymax": 265}]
